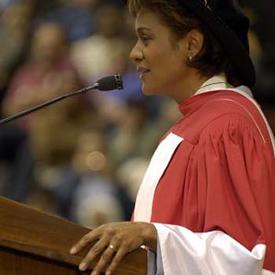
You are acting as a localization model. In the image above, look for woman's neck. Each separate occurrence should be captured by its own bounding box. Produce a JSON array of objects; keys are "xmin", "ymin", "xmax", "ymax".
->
[{"xmin": 171, "ymin": 70, "xmax": 211, "ymax": 103}]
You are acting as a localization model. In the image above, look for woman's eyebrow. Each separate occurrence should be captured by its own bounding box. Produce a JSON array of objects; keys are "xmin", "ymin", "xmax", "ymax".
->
[{"xmin": 136, "ymin": 26, "xmax": 153, "ymax": 34}]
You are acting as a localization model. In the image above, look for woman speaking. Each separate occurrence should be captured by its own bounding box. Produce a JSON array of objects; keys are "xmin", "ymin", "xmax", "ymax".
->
[{"xmin": 70, "ymin": 1, "xmax": 275, "ymax": 274}]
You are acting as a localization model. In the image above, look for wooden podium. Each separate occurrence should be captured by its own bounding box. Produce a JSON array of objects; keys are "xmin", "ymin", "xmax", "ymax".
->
[{"xmin": 0, "ymin": 196, "xmax": 147, "ymax": 274}]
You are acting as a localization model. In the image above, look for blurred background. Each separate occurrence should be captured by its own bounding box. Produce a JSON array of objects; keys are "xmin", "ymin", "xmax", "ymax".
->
[{"xmin": 0, "ymin": 0, "xmax": 274, "ymax": 228}]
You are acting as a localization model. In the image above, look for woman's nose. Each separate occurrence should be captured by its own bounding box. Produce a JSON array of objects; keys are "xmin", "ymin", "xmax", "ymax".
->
[{"xmin": 129, "ymin": 42, "xmax": 143, "ymax": 63}]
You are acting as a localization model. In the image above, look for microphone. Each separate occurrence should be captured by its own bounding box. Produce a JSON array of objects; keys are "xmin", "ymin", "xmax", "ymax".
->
[
  {"xmin": 0, "ymin": 74, "xmax": 123, "ymax": 126},
  {"xmin": 96, "ymin": 74, "xmax": 123, "ymax": 91}
]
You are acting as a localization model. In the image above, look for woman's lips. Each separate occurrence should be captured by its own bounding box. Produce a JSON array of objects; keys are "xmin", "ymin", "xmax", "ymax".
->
[{"xmin": 137, "ymin": 67, "xmax": 150, "ymax": 79}]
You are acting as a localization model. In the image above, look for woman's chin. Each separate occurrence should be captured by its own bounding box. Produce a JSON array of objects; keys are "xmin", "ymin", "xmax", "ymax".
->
[{"xmin": 142, "ymin": 83, "xmax": 162, "ymax": 96}]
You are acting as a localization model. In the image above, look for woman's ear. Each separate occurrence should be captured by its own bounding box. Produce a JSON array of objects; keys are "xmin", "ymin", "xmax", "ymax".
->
[{"xmin": 180, "ymin": 29, "xmax": 204, "ymax": 61}]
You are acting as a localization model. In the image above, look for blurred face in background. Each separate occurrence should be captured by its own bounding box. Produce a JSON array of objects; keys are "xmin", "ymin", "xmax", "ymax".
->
[
  {"xmin": 96, "ymin": 4, "xmax": 124, "ymax": 38},
  {"xmin": 2, "ymin": 2, "xmax": 32, "ymax": 35},
  {"xmin": 31, "ymin": 23, "xmax": 67, "ymax": 64}
]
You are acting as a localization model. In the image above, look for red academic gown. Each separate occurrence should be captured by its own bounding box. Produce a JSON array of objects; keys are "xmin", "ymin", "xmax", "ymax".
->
[
  {"xmin": 134, "ymin": 88, "xmax": 275, "ymax": 274},
  {"xmin": 151, "ymin": 90, "xmax": 275, "ymax": 271}
]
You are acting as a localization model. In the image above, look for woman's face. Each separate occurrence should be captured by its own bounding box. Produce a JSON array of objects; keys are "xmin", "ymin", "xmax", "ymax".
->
[{"xmin": 130, "ymin": 9, "xmax": 191, "ymax": 99}]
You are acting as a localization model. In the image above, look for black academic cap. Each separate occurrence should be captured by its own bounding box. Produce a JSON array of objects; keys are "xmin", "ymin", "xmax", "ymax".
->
[{"xmin": 179, "ymin": 0, "xmax": 256, "ymax": 87}]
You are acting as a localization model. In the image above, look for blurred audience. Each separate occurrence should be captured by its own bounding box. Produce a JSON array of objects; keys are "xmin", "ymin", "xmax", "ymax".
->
[
  {"xmin": 0, "ymin": 1, "xmax": 32, "ymax": 97},
  {"xmin": 70, "ymin": 2, "xmax": 128, "ymax": 83},
  {"xmin": 1, "ymin": 21, "xmax": 93, "ymax": 203},
  {"xmin": 42, "ymin": 0, "xmax": 99, "ymax": 42},
  {"xmin": 107, "ymin": 100, "xmax": 161, "ymax": 168},
  {"xmin": 241, "ymin": 0, "xmax": 275, "ymax": 103},
  {"xmin": 3, "ymin": 22, "xmax": 81, "ymax": 123}
]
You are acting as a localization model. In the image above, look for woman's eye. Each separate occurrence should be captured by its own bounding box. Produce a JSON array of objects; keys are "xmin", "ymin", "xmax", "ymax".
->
[{"xmin": 140, "ymin": 36, "xmax": 151, "ymax": 45}]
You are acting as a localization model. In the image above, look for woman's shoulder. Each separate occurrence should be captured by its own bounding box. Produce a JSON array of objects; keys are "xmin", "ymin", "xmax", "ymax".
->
[
  {"xmin": 198, "ymin": 89, "xmax": 259, "ymax": 118},
  {"xmin": 173, "ymin": 90, "xmax": 272, "ymax": 146}
]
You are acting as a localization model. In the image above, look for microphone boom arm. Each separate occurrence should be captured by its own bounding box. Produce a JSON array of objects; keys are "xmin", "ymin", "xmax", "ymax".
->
[{"xmin": 0, "ymin": 83, "xmax": 99, "ymax": 126}]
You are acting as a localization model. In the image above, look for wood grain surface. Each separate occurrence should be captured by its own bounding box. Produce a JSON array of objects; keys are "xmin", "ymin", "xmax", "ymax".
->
[{"xmin": 0, "ymin": 196, "xmax": 147, "ymax": 274}]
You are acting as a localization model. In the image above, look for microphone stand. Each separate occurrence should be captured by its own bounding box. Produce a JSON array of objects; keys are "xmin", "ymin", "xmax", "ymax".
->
[
  {"xmin": 0, "ymin": 84, "xmax": 99, "ymax": 126},
  {"xmin": 0, "ymin": 74, "xmax": 123, "ymax": 126}
]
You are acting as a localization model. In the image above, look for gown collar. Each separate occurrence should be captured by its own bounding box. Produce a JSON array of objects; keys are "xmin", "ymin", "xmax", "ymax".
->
[
  {"xmin": 179, "ymin": 74, "xmax": 252, "ymax": 115},
  {"xmin": 195, "ymin": 74, "xmax": 232, "ymax": 95}
]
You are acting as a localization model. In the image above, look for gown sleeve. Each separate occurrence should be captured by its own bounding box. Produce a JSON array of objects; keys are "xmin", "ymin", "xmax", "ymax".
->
[{"xmin": 150, "ymin": 113, "xmax": 275, "ymax": 275}]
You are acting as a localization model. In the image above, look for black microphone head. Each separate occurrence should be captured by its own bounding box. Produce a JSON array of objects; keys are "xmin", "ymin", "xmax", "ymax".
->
[{"xmin": 96, "ymin": 74, "xmax": 123, "ymax": 91}]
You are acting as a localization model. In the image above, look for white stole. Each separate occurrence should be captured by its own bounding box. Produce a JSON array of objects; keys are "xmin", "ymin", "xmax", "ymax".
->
[{"xmin": 133, "ymin": 132, "xmax": 183, "ymax": 222}]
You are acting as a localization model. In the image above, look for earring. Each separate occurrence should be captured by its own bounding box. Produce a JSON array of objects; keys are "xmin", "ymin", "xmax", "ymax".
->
[{"xmin": 188, "ymin": 55, "xmax": 193, "ymax": 62}]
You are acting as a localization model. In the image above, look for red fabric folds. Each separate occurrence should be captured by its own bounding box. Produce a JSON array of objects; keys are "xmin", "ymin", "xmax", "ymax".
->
[{"xmin": 151, "ymin": 91, "xmax": 275, "ymax": 271}]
